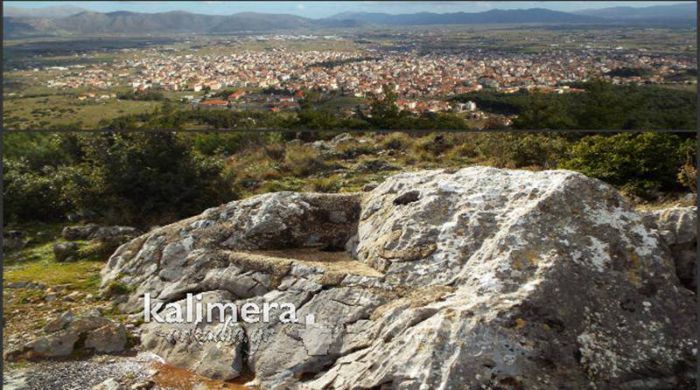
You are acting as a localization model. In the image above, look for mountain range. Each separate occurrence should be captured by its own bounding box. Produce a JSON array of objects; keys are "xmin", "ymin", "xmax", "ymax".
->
[
  {"xmin": 3, "ymin": 3, "xmax": 696, "ymax": 39},
  {"xmin": 574, "ymin": 3, "xmax": 696, "ymax": 20},
  {"xmin": 4, "ymin": 5, "xmax": 87, "ymax": 18}
]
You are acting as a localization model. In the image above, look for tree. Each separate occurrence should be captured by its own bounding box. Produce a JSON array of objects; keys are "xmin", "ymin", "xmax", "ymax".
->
[
  {"xmin": 74, "ymin": 132, "xmax": 232, "ymax": 226},
  {"xmin": 369, "ymin": 84, "xmax": 400, "ymax": 127}
]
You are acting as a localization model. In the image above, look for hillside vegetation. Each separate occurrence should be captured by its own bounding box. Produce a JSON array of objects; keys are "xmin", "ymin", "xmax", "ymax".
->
[{"xmin": 4, "ymin": 131, "xmax": 695, "ymax": 228}]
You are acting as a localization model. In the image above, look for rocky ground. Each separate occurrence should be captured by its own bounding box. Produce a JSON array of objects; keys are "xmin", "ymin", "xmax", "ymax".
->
[
  {"xmin": 3, "ymin": 353, "xmax": 158, "ymax": 390},
  {"xmin": 3, "ymin": 167, "xmax": 697, "ymax": 389}
]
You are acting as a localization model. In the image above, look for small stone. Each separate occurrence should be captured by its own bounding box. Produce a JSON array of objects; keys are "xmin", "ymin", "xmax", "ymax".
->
[
  {"xmin": 64, "ymin": 291, "xmax": 82, "ymax": 302},
  {"xmin": 62, "ymin": 224, "xmax": 99, "ymax": 241},
  {"xmin": 92, "ymin": 378, "xmax": 123, "ymax": 390},
  {"xmin": 44, "ymin": 310, "xmax": 74, "ymax": 333},
  {"xmin": 53, "ymin": 242, "xmax": 79, "ymax": 262}
]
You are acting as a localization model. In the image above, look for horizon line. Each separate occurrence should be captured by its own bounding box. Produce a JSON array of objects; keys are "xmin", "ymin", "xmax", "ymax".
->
[{"xmin": 4, "ymin": 1, "xmax": 694, "ymax": 19}]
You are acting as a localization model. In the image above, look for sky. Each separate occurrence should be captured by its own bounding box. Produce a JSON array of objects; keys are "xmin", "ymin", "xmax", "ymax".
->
[{"xmin": 4, "ymin": 1, "xmax": 692, "ymax": 18}]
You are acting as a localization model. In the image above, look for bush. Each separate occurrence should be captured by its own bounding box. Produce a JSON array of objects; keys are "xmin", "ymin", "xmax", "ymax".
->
[
  {"xmin": 264, "ymin": 143, "xmax": 286, "ymax": 161},
  {"xmin": 3, "ymin": 159, "xmax": 73, "ymax": 222},
  {"xmin": 442, "ymin": 133, "xmax": 480, "ymax": 161},
  {"xmin": 411, "ymin": 133, "xmax": 453, "ymax": 158},
  {"xmin": 678, "ymin": 162, "xmax": 697, "ymax": 193},
  {"xmin": 382, "ymin": 132, "xmax": 414, "ymax": 151},
  {"xmin": 284, "ymin": 145, "xmax": 328, "ymax": 177},
  {"xmin": 561, "ymin": 132, "xmax": 692, "ymax": 198},
  {"xmin": 103, "ymin": 281, "xmax": 132, "ymax": 298},
  {"xmin": 190, "ymin": 132, "xmax": 268, "ymax": 156},
  {"xmin": 475, "ymin": 133, "xmax": 568, "ymax": 169},
  {"xmin": 76, "ymin": 132, "xmax": 232, "ymax": 226},
  {"xmin": 222, "ymin": 147, "xmax": 281, "ymax": 192},
  {"xmin": 4, "ymin": 132, "xmax": 233, "ymax": 227}
]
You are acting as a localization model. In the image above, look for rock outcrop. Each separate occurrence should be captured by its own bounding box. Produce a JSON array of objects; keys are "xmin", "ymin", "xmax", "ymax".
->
[
  {"xmin": 642, "ymin": 206, "xmax": 697, "ymax": 291},
  {"xmin": 5, "ymin": 311, "xmax": 127, "ymax": 361},
  {"xmin": 53, "ymin": 242, "xmax": 80, "ymax": 262},
  {"xmin": 3, "ymin": 230, "xmax": 27, "ymax": 251},
  {"xmin": 101, "ymin": 167, "xmax": 697, "ymax": 389},
  {"xmin": 62, "ymin": 224, "xmax": 140, "ymax": 245}
]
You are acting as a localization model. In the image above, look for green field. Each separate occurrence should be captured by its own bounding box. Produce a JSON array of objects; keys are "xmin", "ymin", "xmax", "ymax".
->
[{"xmin": 3, "ymin": 94, "xmax": 163, "ymax": 129}]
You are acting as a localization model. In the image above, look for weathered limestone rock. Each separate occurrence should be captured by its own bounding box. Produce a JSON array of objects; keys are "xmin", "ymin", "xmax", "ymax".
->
[
  {"xmin": 85, "ymin": 323, "xmax": 128, "ymax": 353},
  {"xmin": 3, "ymin": 230, "xmax": 27, "ymax": 251},
  {"xmin": 92, "ymin": 226, "xmax": 140, "ymax": 245},
  {"xmin": 63, "ymin": 224, "xmax": 140, "ymax": 246},
  {"xmin": 5, "ymin": 311, "xmax": 127, "ymax": 360},
  {"xmin": 102, "ymin": 168, "xmax": 697, "ymax": 389},
  {"xmin": 642, "ymin": 206, "xmax": 696, "ymax": 291},
  {"xmin": 63, "ymin": 224, "xmax": 100, "ymax": 241},
  {"xmin": 53, "ymin": 242, "xmax": 79, "ymax": 262},
  {"xmin": 140, "ymin": 290, "xmax": 247, "ymax": 381},
  {"xmin": 101, "ymin": 192, "xmax": 362, "ymax": 314}
]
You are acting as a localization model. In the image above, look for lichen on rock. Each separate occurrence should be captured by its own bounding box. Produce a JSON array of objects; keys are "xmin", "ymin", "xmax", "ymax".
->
[{"xmin": 101, "ymin": 167, "xmax": 697, "ymax": 389}]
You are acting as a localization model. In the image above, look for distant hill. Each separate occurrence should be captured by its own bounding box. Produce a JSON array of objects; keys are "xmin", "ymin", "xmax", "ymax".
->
[
  {"xmin": 4, "ymin": 5, "xmax": 87, "ymax": 18},
  {"xmin": 3, "ymin": 10, "xmax": 321, "ymax": 38},
  {"xmin": 51, "ymin": 11, "xmax": 226, "ymax": 34},
  {"xmin": 3, "ymin": 5, "xmax": 694, "ymax": 39},
  {"xmin": 209, "ymin": 12, "xmax": 315, "ymax": 33},
  {"xmin": 326, "ymin": 8, "xmax": 603, "ymax": 25},
  {"xmin": 574, "ymin": 3, "xmax": 696, "ymax": 22}
]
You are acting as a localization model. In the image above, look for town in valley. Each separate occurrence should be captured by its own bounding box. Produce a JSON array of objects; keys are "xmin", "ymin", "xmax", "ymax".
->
[{"xmin": 3, "ymin": 3, "xmax": 697, "ymax": 130}]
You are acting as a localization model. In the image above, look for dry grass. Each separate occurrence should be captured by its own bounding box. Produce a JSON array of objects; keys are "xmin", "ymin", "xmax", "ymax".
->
[{"xmin": 284, "ymin": 144, "xmax": 328, "ymax": 177}]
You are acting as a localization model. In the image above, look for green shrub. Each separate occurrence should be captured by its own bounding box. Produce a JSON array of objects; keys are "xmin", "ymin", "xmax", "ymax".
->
[
  {"xmin": 382, "ymin": 132, "xmax": 415, "ymax": 151},
  {"xmin": 103, "ymin": 281, "xmax": 132, "ymax": 297},
  {"xmin": 76, "ymin": 132, "xmax": 233, "ymax": 226},
  {"xmin": 4, "ymin": 132, "xmax": 233, "ymax": 227},
  {"xmin": 77, "ymin": 241, "xmax": 119, "ymax": 260},
  {"xmin": 190, "ymin": 132, "xmax": 266, "ymax": 156},
  {"xmin": 3, "ymin": 158, "xmax": 73, "ymax": 222},
  {"xmin": 475, "ymin": 133, "xmax": 568, "ymax": 169},
  {"xmin": 561, "ymin": 132, "xmax": 691, "ymax": 198}
]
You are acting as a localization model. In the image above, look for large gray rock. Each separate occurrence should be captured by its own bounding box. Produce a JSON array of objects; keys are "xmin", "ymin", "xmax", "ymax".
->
[
  {"xmin": 101, "ymin": 168, "xmax": 697, "ymax": 389},
  {"xmin": 3, "ymin": 230, "xmax": 27, "ymax": 251},
  {"xmin": 53, "ymin": 242, "xmax": 79, "ymax": 262},
  {"xmin": 5, "ymin": 311, "xmax": 127, "ymax": 360},
  {"xmin": 91, "ymin": 226, "xmax": 140, "ymax": 244},
  {"xmin": 62, "ymin": 224, "xmax": 100, "ymax": 241},
  {"xmin": 62, "ymin": 224, "xmax": 140, "ymax": 245},
  {"xmin": 642, "ymin": 206, "xmax": 696, "ymax": 291},
  {"xmin": 140, "ymin": 290, "xmax": 247, "ymax": 380}
]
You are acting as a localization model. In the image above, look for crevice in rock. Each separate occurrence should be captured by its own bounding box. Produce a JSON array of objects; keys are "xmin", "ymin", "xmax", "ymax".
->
[{"xmin": 393, "ymin": 190, "xmax": 421, "ymax": 205}]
